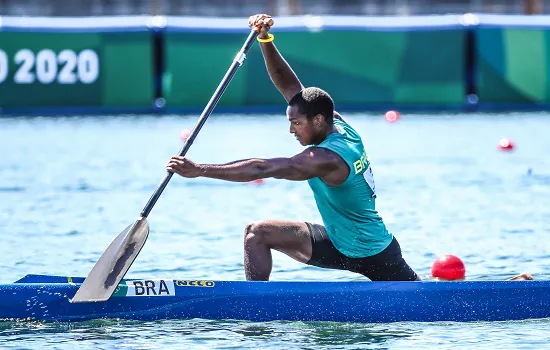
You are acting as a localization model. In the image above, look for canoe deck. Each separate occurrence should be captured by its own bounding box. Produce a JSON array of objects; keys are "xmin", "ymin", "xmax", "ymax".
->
[{"xmin": 1, "ymin": 274, "xmax": 549, "ymax": 323}]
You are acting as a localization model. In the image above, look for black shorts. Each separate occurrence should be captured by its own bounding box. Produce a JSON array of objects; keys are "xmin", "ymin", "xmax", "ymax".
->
[{"xmin": 305, "ymin": 223, "xmax": 419, "ymax": 281}]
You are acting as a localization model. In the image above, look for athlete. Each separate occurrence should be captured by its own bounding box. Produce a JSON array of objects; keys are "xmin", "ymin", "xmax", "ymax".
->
[{"xmin": 166, "ymin": 14, "xmax": 420, "ymax": 282}]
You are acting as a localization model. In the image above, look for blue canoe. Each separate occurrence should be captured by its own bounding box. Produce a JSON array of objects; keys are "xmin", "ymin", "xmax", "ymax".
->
[{"xmin": 0, "ymin": 274, "xmax": 549, "ymax": 323}]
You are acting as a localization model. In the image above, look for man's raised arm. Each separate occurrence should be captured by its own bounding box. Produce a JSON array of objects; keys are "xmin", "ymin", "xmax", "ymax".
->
[{"xmin": 249, "ymin": 14, "xmax": 304, "ymax": 102}]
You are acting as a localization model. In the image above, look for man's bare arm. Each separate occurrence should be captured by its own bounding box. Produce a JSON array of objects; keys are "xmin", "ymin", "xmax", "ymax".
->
[
  {"xmin": 198, "ymin": 147, "xmax": 340, "ymax": 182},
  {"xmin": 259, "ymin": 42, "xmax": 304, "ymax": 102},
  {"xmin": 250, "ymin": 14, "xmax": 303, "ymax": 102}
]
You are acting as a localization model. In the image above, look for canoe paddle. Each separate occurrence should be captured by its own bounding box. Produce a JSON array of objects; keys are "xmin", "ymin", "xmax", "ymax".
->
[{"xmin": 71, "ymin": 29, "xmax": 259, "ymax": 303}]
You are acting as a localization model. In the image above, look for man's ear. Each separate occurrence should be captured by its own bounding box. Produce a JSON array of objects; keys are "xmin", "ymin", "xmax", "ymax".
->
[{"xmin": 314, "ymin": 114, "xmax": 324, "ymax": 127}]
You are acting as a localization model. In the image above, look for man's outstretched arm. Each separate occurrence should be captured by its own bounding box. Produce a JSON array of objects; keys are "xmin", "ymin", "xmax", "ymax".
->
[
  {"xmin": 167, "ymin": 148, "xmax": 340, "ymax": 182},
  {"xmin": 249, "ymin": 14, "xmax": 304, "ymax": 102}
]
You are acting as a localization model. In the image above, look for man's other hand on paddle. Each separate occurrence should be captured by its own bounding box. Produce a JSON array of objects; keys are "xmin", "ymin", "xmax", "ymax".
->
[{"xmin": 166, "ymin": 156, "xmax": 202, "ymax": 178}]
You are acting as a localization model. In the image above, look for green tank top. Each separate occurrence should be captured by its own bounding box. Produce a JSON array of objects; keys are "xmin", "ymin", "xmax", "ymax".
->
[{"xmin": 307, "ymin": 118, "xmax": 393, "ymax": 258}]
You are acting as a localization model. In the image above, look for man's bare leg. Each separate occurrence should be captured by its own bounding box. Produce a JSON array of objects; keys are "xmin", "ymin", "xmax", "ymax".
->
[{"xmin": 243, "ymin": 220, "xmax": 312, "ymax": 281}]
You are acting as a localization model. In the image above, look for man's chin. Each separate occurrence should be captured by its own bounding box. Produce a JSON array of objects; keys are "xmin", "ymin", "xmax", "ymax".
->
[{"xmin": 296, "ymin": 138, "xmax": 312, "ymax": 146}]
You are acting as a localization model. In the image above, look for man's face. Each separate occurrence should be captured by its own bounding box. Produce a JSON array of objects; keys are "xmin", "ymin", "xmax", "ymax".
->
[{"xmin": 287, "ymin": 105, "xmax": 321, "ymax": 146}]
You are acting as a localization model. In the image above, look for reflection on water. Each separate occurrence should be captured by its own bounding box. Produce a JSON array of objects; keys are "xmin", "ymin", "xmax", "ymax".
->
[
  {"xmin": 0, "ymin": 319, "xmax": 420, "ymax": 347},
  {"xmin": 301, "ymin": 322, "xmax": 417, "ymax": 346},
  {"xmin": 1, "ymin": 318, "xmax": 549, "ymax": 349}
]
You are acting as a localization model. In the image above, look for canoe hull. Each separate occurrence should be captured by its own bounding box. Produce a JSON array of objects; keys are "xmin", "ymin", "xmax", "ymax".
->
[{"xmin": 1, "ymin": 275, "xmax": 549, "ymax": 323}]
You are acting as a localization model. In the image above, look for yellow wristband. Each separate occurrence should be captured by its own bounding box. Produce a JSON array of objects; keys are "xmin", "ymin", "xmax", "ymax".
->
[{"xmin": 257, "ymin": 33, "xmax": 274, "ymax": 43}]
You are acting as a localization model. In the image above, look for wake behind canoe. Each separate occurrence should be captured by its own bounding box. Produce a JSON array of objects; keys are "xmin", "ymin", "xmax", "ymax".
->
[{"xmin": 1, "ymin": 275, "xmax": 549, "ymax": 323}]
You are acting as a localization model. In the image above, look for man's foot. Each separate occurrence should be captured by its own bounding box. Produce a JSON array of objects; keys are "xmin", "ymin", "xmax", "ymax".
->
[{"xmin": 507, "ymin": 272, "xmax": 533, "ymax": 281}]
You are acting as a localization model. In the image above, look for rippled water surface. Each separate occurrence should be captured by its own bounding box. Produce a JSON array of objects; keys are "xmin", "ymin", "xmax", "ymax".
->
[{"xmin": 1, "ymin": 112, "xmax": 550, "ymax": 348}]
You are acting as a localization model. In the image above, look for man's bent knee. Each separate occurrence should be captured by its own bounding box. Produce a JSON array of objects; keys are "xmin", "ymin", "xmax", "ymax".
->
[
  {"xmin": 244, "ymin": 220, "xmax": 312, "ymax": 264},
  {"xmin": 244, "ymin": 220, "xmax": 272, "ymax": 246}
]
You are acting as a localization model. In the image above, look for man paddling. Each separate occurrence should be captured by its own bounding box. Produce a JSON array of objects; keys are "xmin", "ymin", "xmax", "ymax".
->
[{"xmin": 167, "ymin": 14, "xmax": 420, "ymax": 282}]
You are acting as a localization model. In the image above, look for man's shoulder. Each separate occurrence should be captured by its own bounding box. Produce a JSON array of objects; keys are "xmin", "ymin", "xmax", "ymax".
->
[
  {"xmin": 306, "ymin": 146, "xmax": 347, "ymax": 165},
  {"xmin": 306, "ymin": 146, "xmax": 341, "ymax": 159}
]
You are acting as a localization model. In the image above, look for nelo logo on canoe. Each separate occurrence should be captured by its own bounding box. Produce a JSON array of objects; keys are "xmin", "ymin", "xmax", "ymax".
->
[{"xmin": 176, "ymin": 280, "xmax": 215, "ymax": 287}]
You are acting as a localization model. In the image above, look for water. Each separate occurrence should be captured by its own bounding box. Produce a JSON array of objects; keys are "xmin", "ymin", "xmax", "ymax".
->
[{"xmin": 1, "ymin": 112, "xmax": 550, "ymax": 348}]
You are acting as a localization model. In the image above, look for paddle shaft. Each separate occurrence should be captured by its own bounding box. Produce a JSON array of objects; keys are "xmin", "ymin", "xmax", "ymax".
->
[{"xmin": 140, "ymin": 30, "xmax": 259, "ymax": 219}]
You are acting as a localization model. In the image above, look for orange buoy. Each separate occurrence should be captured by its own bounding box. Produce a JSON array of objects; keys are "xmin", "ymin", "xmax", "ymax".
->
[{"xmin": 431, "ymin": 254, "xmax": 466, "ymax": 280}]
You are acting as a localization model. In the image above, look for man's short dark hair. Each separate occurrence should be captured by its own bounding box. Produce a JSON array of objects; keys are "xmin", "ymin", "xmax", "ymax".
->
[{"xmin": 288, "ymin": 87, "xmax": 334, "ymax": 125}]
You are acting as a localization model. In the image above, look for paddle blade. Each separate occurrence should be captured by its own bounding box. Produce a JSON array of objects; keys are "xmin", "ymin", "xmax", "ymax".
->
[{"xmin": 70, "ymin": 217, "xmax": 149, "ymax": 303}]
